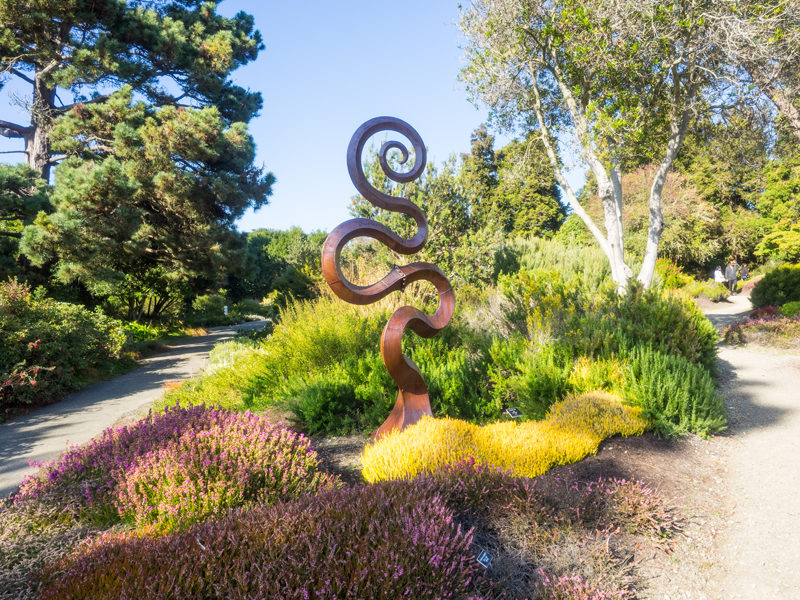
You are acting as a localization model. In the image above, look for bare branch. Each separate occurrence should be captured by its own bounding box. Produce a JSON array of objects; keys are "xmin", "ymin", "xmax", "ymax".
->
[
  {"xmin": 55, "ymin": 94, "xmax": 115, "ymax": 113},
  {"xmin": 0, "ymin": 120, "xmax": 33, "ymax": 138},
  {"xmin": 9, "ymin": 67, "xmax": 34, "ymax": 85}
]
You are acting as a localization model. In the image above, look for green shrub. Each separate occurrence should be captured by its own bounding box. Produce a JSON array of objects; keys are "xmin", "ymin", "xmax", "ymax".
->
[
  {"xmin": 498, "ymin": 270, "xmax": 718, "ymax": 373},
  {"xmin": 489, "ymin": 339, "xmax": 574, "ymax": 419},
  {"xmin": 751, "ymin": 264, "xmax": 800, "ymax": 307},
  {"xmin": 781, "ymin": 300, "xmax": 800, "ymax": 318},
  {"xmin": 287, "ymin": 353, "xmax": 395, "ymax": 436},
  {"xmin": 622, "ymin": 345, "xmax": 727, "ymax": 438},
  {"xmin": 592, "ymin": 283, "xmax": 719, "ymax": 373},
  {"xmin": 161, "ymin": 298, "xmax": 500, "ymax": 430},
  {"xmin": 0, "ymin": 278, "xmax": 126, "ymax": 406},
  {"xmin": 191, "ymin": 292, "xmax": 226, "ymax": 318},
  {"xmin": 655, "ymin": 257, "xmax": 691, "ymax": 289},
  {"xmin": 682, "ymin": 279, "xmax": 730, "ymax": 302},
  {"xmin": 232, "ymin": 298, "xmax": 276, "ymax": 319},
  {"xmin": 494, "ymin": 236, "xmax": 614, "ymax": 290},
  {"xmin": 122, "ymin": 321, "xmax": 167, "ymax": 342}
]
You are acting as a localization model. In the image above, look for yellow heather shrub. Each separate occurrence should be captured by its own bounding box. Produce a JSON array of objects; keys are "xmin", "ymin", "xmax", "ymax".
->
[{"xmin": 361, "ymin": 391, "xmax": 648, "ymax": 483}]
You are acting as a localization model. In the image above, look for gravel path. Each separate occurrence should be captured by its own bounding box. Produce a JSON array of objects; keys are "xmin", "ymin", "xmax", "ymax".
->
[
  {"xmin": 702, "ymin": 293, "xmax": 753, "ymax": 330},
  {"xmin": 712, "ymin": 347, "xmax": 800, "ymax": 599},
  {"xmin": 0, "ymin": 321, "xmax": 267, "ymax": 499},
  {"xmin": 696, "ymin": 294, "xmax": 800, "ymax": 599}
]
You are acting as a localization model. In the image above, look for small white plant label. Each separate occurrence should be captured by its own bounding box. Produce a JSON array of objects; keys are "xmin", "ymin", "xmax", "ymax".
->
[
  {"xmin": 476, "ymin": 549, "xmax": 493, "ymax": 568},
  {"xmin": 504, "ymin": 407, "xmax": 522, "ymax": 418}
]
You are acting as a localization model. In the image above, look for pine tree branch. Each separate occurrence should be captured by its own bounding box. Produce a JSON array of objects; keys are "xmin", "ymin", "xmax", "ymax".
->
[
  {"xmin": 0, "ymin": 150, "xmax": 27, "ymax": 154},
  {"xmin": 9, "ymin": 67, "xmax": 34, "ymax": 85},
  {"xmin": 0, "ymin": 120, "xmax": 33, "ymax": 138},
  {"xmin": 47, "ymin": 154, "xmax": 68, "ymax": 165},
  {"xmin": 0, "ymin": 231, "xmax": 22, "ymax": 239},
  {"xmin": 55, "ymin": 94, "xmax": 114, "ymax": 113}
]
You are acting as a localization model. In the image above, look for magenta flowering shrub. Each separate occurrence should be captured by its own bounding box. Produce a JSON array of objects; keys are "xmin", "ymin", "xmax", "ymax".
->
[
  {"xmin": 42, "ymin": 482, "xmax": 482, "ymax": 600},
  {"xmin": 18, "ymin": 404, "xmax": 337, "ymax": 530},
  {"xmin": 723, "ymin": 312, "xmax": 800, "ymax": 346},
  {"xmin": 116, "ymin": 410, "xmax": 338, "ymax": 530},
  {"xmin": 536, "ymin": 570, "xmax": 631, "ymax": 599},
  {"xmin": 750, "ymin": 305, "xmax": 782, "ymax": 320}
]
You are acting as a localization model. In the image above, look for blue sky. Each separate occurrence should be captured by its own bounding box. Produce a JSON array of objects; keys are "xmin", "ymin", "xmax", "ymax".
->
[{"xmin": 0, "ymin": 1, "xmax": 585, "ymax": 233}]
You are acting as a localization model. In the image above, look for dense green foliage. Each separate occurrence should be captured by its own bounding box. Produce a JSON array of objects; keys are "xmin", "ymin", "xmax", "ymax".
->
[
  {"xmin": 756, "ymin": 155, "xmax": 800, "ymax": 262},
  {"xmin": 20, "ymin": 88, "xmax": 273, "ymax": 320},
  {"xmin": 750, "ymin": 264, "xmax": 800, "ymax": 307},
  {"xmin": 158, "ymin": 238, "xmax": 723, "ymax": 439},
  {"xmin": 622, "ymin": 346, "xmax": 726, "ymax": 438},
  {"xmin": 0, "ymin": 0, "xmax": 273, "ymax": 323},
  {"xmin": 0, "ymin": 279, "xmax": 126, "ymax": 406},
  {"xmin": 226, "ymin": 227, "xmax": 326, "ymax": 306}
]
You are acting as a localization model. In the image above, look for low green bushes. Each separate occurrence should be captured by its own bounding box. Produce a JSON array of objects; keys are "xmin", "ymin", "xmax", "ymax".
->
[
  {"xmin": 0, "ymin": 278, "xmax": 126, "ymax": 407},
  {"xmin": 187, "ymin": 293, "xmax": 275, "ymax": 327},
  {"xmin": 622, "ymin": 345, "xmax": 726, "ymax": 438},
  {"xmin": 498, "ymin": 269, "xmax": 718, "ymax": 372},
  {"xmin": 750, "ymin": 264, "xmax": 800, "ymax": 307},
  {"xmin": 781, "ymin": 300, "xmax": 800, "ymax": 317},
  {"xmin": 160, "ymin": 262, "xmax": 724, "ymax": 439},
  {"xmin": 683, "ymin": 279, "xmax": 730, "ymax": 302}
]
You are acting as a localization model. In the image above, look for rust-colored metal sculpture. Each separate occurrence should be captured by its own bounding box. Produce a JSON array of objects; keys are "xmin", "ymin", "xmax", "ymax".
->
[{"xmin": 321, "ymin": 117, "xmax": 455, "ymax": 439}]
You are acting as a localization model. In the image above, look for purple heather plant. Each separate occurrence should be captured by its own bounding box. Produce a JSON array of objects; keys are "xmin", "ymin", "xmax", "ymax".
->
[
  {"xmin": 41, "ymin": 482, "xmax": 484, "ymax": 600},
  {"xmin": 17, "ymin": 404, "xmax": 338, "ymax": 530},
  {"xmin": 536, "ymin": 570, "xmax": 632, "ymax": 600}
]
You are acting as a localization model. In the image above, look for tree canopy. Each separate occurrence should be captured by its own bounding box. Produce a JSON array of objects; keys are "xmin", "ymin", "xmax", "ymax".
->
[
  {"xmin": 459, "ymin": 0, "xmax": 724, "ymax": 289},
  {"xmin": 0, "ymin": 0, "xmax": 263, "ymax": 179},
  {"xmin": 19, "ymin": 87, "xmax": 273, "ymax": 307}
]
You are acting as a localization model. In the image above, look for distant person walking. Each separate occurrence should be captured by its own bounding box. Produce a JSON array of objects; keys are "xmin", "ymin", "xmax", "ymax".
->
[
  {"xmin": 714, "ymin": 266, "xmax": 725, "ymax": 283},
  {"xmin": 741, "ymin": 263, "xmax": 749, "ymax": 282},
  {"xmin": 725, "ymin": 259, "xmax": 739, "ymax": 295}
]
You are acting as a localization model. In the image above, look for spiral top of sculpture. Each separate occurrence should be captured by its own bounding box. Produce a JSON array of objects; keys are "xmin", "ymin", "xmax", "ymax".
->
[{"xmin": 321, "ymin": 117, "xmax": 455, "ymax": 439}]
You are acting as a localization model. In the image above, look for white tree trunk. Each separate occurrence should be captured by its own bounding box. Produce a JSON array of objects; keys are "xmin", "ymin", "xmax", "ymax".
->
[
  {"xmin": 546, "ymin": 58, "xmax": 631, "ymax": 289},
  {"xmin": 638, "ymin": 101, "xmax": 695, "ymax": 287}
]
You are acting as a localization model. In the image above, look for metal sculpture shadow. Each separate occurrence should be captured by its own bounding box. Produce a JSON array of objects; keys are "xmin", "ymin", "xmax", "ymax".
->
[{"xmin": 321, "ymin": 117, "xmax": 455, "ymax": 439}]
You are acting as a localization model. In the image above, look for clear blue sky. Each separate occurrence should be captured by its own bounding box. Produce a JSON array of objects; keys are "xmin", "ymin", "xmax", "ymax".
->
[{"xmin": 0, "ymin": 0, "xmax": 585, "ymax": 233}]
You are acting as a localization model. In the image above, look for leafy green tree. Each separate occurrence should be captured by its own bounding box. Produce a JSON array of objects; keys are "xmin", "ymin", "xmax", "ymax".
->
[
  {"xmin": 20, "ymin": 88, "xmax": 273, "ymax": 317},
  {"xmin": 227, "ymin": 227, "xmax": 326, "ymax": 304},
  {"xmin": 756, "ymin": 154, "xmax": 800, "ymax": 262},
  {"xmin": 492, "ymin": 135, "xmax": 564, "ymax": 237},
  {"xmin": 459, "ymin": 0, "xmax": 724, "ymax": 289},
  {"xmin": 459, "ymin": 125, "xmax": 498, "ymax": 226},
  {"xmin": 349, "ymin": 146, "xmax": 500, "ymax": 290},
  {"xmin": 0, "ymin": 163, "xmax": 50, "ymax": 279},
  {"xmin": 676, "ymin": 109, "xmax": 770, "ymax": 210},
  {"xmin": 0, "ymin": 0, "xmax": 263, "ymax": 180},
  {"xmin": 459, "ymin": 126, "xmax": 563, "ymax": 236}
]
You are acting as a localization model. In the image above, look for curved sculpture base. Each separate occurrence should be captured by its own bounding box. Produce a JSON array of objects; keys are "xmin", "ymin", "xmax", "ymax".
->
[{"xmin": 371, "ymin": 389, "xmax": 433, "ymax": 440}]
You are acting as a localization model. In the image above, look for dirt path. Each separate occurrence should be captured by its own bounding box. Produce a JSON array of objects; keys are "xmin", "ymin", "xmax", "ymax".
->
[
  {"xmin": 694, "ymin": 293, "xmax": 800, "ymax": 599},
  {"xmin": 702, "ymin": 293, "xmax": 753, "ymax": 330},
  {"xmin": 0, "ymin": 321, "xmax": 266, "ymax": 499},
  {"xmin": 711, "ymin": 348, "xmax": 800, "ymax": 599}
]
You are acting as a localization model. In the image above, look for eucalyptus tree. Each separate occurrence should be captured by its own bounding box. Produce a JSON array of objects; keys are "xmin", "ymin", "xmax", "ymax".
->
[
  {"xmin": 459, "ymin": 0, "xmax": 722, "ymax": 288},
  {"xmin": 707, "ymin": 0, "xmax": 800, "ymax": 143}
]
